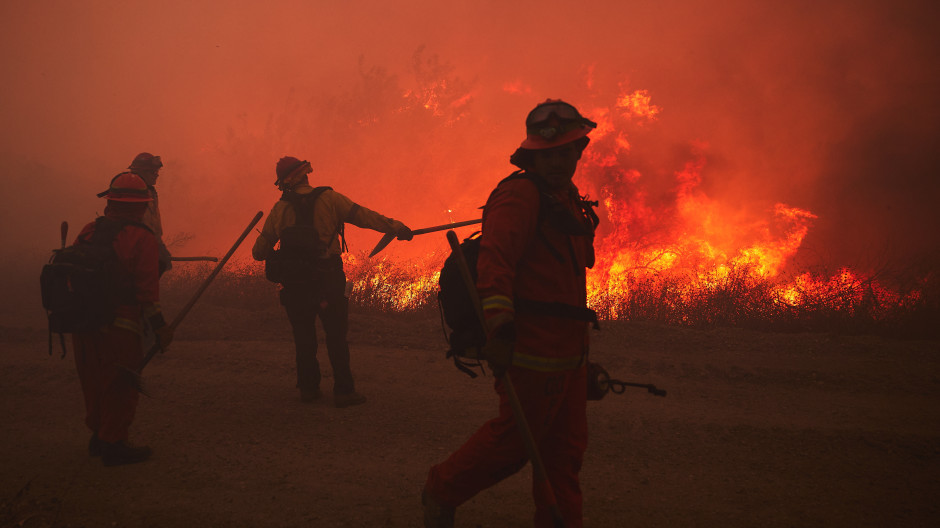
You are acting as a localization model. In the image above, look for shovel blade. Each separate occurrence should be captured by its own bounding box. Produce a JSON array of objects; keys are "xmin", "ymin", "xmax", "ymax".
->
[{"xmin": 369, "ymin": 232, "xmax": 395, "ymax": 257}]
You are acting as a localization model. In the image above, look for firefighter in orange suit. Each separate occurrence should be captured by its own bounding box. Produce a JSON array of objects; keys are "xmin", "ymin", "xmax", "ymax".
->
[
  {"xmin": 73, "ymin": 172, "xmax": 173, "ymax": 466},
  {"xmin": 424, "ymin": 100, "xmax": 600, "ymax": 527},
  {"xmin": 252, "ymin": 156, "xmax": 413, "ymax": 408}
]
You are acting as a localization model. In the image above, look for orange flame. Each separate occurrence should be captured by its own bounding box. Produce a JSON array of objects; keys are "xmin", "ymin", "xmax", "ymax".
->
[
  {"xmin": 616, "ymin": 88, "xmax": 661, "ymax": 123},
  {"xmin": 217, "ymin": 83, "xmax": 926, "ymax": 330}
]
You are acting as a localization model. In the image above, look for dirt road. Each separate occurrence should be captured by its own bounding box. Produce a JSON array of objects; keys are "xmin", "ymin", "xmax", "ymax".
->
[{"xmin": 2, "ymin": 305, "xmax": 939, "ymax": 527}]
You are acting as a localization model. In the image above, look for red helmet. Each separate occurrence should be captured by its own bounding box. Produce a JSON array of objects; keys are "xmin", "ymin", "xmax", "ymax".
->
[
  {"xmin": 100, "ymin": 172, "xmax": 153, "ymax": 202},
  {"xmin": 518, "ymin": 99, "xmax": 596, "ymax": 150},
  {"xmin": 128, "ymin": 152, "xmax": 163, "ymax": 172},
  {"xmin": 275, "ymin": 156, "xmax": 311, "ymax": 189},
  {"xmin": 510, "ymin": 99, "xmax": 596, "ymax": 169}
]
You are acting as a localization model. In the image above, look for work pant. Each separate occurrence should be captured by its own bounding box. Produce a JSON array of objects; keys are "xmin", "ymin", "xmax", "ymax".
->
[
  {"xmin": 425, "ymin": 364, "xmax": 588, "ymax": 527},
  {"xmin": 279, "ymin": 265, "xmax": 354, "ymax": 395},
  {"xmin": 72, "ymin": 327, "xmax": 142, "ymax": 443}
]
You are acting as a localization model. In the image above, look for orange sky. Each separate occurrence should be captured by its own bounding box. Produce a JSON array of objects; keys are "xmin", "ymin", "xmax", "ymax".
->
[{"xmin": 2, "ymin": 0, "xmax": 938, "ymax": 284}]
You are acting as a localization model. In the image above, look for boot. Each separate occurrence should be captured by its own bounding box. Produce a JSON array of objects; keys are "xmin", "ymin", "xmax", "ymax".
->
[
  {"xmin": 88, "ymin": 433, "xmax": 102, "ymax": 457},
  {"xmin": 334, "ymin": 392, "xmax": 366, "ymax": 408},
  {"xmin": 300, "ymin": 387, "xmax": 323, "ymax": 402},
  {"xmin": 101, "ymin": 440, "xmax": 152, "ymax": 467},
  {"xmin": 422, "ymin": 489, "xmax": 455, "ymax": 528}
]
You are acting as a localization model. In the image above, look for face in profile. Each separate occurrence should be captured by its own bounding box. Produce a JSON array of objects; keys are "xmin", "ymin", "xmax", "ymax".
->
[
  {"xmin": 137, "ymin": 169, "xmax": 160, "ymax": 187},
  {"xmin": 530, "ymin": 142, "xmax": 582, "ymax": 190}
]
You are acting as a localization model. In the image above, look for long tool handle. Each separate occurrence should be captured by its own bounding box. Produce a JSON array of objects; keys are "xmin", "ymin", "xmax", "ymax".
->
[
  {"xmin": 445, "ymin": 230, "xmax": 566, "ymax": 528},
  {"xmin": 369, "ymin": 218, "xmax": 482, "ymax": 257},
  {"xmin": 170, "ymin": 256, "xmax": 219, "ymax": 262},
  {"xmin": 413, "ymin": 218, "xmax": 481, "ymax": 236},
  {"xmin": 60, "ymin": 221, "xmax": 68, "ymax": 248},
  {"xmin": 138, "ymin": 210, "xmax": 263, "ymax": 372}
]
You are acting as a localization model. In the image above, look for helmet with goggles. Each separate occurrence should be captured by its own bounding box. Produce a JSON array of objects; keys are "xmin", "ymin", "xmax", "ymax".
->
[
  {"xmin": 519, "ymin": 99, "xmax": 596, "ymax": 150},
  {"xmin": 510, "ymin": 99, "xmax": 595, "ymax": 169}
]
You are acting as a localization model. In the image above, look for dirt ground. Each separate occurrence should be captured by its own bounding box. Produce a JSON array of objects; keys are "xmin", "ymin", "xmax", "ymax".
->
[{"xmin": 2, "ymin": 287, "xmax": 940, "ymax": 528}]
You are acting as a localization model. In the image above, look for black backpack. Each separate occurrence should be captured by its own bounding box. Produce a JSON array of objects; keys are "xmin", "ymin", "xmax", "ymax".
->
[
  {"xmin": 438, "ymin": 231, "xmax": 487, "ymax": 377},
  {"xmin": 265, "ymin": 186, "xmax": 345, "ymax": 284},
  {"xmin": 40, "ymin": 217, "xmax": 139, "ymax": 355},
  {"xmin": 437, "ymin": 172, "xmax": 601, "ymax": 377}
]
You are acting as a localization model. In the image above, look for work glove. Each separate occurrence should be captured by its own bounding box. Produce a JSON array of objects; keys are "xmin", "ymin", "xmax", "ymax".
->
[
  {"xmin": 394, "ymin": 221, "xmax": 414, "ymax": 241},
  {"xmin": 146, "ymin": 310, "xmax": 173, "ymax": 352},
  {"xmin": 482, "ymin": 312, "xmax": 515, "ymax": 377},
  {"xmin": 154, "ymin": 324, "xmax": 174, "ymax": 352}
]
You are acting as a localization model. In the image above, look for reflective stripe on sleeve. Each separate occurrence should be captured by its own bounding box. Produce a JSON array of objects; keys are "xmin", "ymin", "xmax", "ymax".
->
[
  {"xmin": 113, "ymin": 317, "xmax": 142, "ymax": 335},
  {"xmin": 481, "ymin": 295, "xmax": 514, "ymax": 313}
]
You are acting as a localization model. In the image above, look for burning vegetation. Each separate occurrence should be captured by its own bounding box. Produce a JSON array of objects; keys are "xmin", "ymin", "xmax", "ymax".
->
[
  {"xmin": 160, "ymin": 67, "xmax": 937, "ymax": 340},
  {"xmin": 163, "ymin": 246, "xmax": 936, "ymax": 339}
]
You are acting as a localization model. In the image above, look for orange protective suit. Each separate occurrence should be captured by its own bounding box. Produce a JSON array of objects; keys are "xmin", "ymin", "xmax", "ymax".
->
[
  {"xmin": 71, "ymin": 204, "xmax": 162, "ymax": 444},
  {"xmin": 426, "ymin": 174, "xmax": 596, "ymax": 527}
]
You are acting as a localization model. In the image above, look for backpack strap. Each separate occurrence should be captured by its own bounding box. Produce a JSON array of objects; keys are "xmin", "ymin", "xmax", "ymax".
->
[
  {"xmin": 499, "ymin": 171, "xmax": 599, "ymax": 275},
  {"xmin": 488, "ymin": 174, "xmax": 601, "ymax": 329},
  {"xmin": 280, "ymin": 186, "xmax": 332, "ymax": 226},
  {"xmin": 48, "ymin": 324, "xmax": 68, "ymax": 358},
  {"xmin": 494, "ymin": 171, "xmax": 567, "ymax": 266},
  {"xmin": 336, "ymin": 202, "xmax": 361, "ymax": 253},
  {"xmin": 280, "ymin": 186, "xmax": 347, "ymax": 251}
]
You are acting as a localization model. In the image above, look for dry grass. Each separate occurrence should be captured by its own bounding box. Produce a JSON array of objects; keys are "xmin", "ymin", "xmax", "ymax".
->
[{"xmin": 161, "ymin": 255, "xmax": 940, "ymax": 340}]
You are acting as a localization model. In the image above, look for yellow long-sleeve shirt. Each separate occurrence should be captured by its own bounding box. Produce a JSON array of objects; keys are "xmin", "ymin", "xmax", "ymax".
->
[{"xmin": 251, "ymin": 184, "xmax": 403, "ymax": 261}]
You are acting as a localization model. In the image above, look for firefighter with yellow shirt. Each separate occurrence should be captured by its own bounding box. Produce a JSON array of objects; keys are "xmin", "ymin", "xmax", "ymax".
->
[{"xmin": 252, "ymin": 156, "xmax": 413, "ymax": 407}]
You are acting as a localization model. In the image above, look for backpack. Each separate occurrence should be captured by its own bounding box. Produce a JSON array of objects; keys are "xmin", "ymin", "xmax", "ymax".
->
[
  {"xmin": 438, "ymin": 232, "xmax": 487, "ymax": 377},
  {"xmin": 264, "ymin": 186, "xmax": 339, "ymax": 284},
  {"xmin": 437, "ymin": 172, "xmax": 601, "ymax": 377},
  {"xmin": 40, "ymin": 217, "xmax": 138, "ymax": 356}
]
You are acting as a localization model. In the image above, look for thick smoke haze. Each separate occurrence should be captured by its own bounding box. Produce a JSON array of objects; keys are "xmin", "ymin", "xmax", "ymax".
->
[{"xmin": 2, "ymin": 0, "xmax": 938, "ymax": 302}]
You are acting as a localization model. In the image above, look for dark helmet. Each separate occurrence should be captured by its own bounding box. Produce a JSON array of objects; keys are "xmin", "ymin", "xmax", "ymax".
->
[
  {"xmin": 510, "ymin": 99, "xmax": 596, "ymax": 168},
  {"xmin": 128, "ymin": 152, "xmax": 163, "ymax": 172},
  {"xmin": 275, "ymin": 156, "xmax": 311, "ymax": 190}
]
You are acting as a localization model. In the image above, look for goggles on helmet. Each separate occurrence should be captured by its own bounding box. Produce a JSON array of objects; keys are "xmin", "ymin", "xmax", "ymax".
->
[
  {"xmin": 527, "ymin": 100, "xmax": 595, "ymax": 129},
  {"xmin": 526, "ymin": 101, "xmax": 588, "ymax": 125},
  {"xmin": 524, "ymin": 101, "xmax": 597, "ymax": 144},
  {"xmin": 514, "ymin": 99, "xmax": 596, "ymax": 155}
]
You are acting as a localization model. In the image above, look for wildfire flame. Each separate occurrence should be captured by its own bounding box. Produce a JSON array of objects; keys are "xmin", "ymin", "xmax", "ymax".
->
[
  {"xmin": 201, "ymin": 83, "xmax": 926, "ymax": 333},
  {"xmin": 616, "ymin": 88, "xmax": 661, "ymax": 122}
]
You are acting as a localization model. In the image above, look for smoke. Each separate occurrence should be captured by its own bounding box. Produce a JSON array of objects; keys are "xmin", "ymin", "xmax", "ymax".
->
[{"xmin": 2, "ymin": 0, "xmax": 938, "ymax": 301}]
